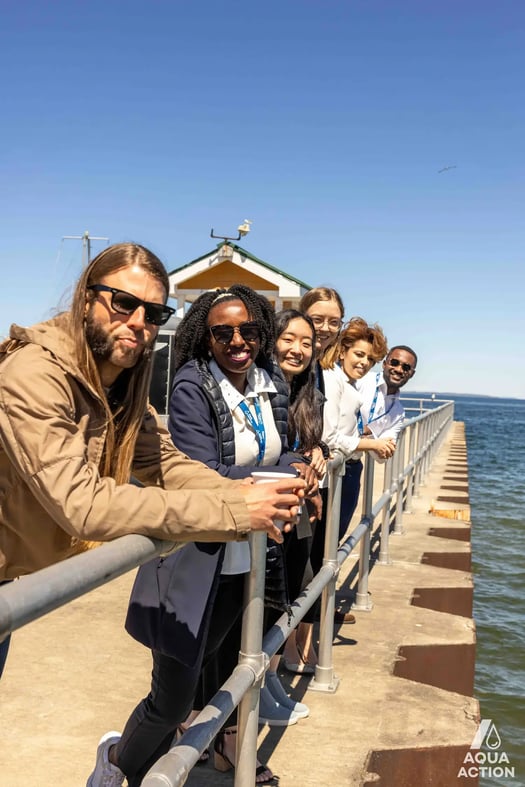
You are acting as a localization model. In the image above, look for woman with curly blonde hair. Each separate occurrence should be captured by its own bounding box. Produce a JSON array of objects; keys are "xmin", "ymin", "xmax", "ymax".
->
[{"xmin": 324, "ymin": 317, "xmax": 396, "ymax": 541}]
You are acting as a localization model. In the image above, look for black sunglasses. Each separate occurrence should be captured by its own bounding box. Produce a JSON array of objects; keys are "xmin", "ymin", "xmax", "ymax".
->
[
  {"xmin": 388, "ymin": 358, "xmax": 412, "ymax": 373},
  {"xmin": 87, "ymin": 284, "xmax": 175, "ymax": 326},
  {"xmin": 208, "ymin": 321, "xmax": 260, "ymax": 344}
]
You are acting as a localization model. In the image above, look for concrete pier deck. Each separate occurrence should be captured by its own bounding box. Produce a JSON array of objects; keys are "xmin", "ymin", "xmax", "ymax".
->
[{"xmin": 0, "ymin": 422, "xmax": 479, "ymax": 786}]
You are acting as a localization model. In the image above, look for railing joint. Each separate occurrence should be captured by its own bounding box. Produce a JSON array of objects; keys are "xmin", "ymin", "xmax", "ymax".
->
[
  {"xmin": 321, "ymin": 557, "xmax": 340, "ymax": 577},
  {"xmin": 237, "ymin": 650, "xmax": 269, "ymax": 684}
]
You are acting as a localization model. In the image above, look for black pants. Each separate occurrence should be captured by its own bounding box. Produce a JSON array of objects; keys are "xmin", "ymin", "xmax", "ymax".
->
[
  {"xmin": 306, "ymin": 487, "xmax": 329, "ymax": 623},
  {"xmin": 282, "ymin": 521, "xmax": 313, "ymax": 627},
  {"xmin": 116, "ymin": 573, "xmax": 245, "ymax": 786},
  {"xmin": 339, "ymin": 459, "xmax": 363, "ymax": 540}
]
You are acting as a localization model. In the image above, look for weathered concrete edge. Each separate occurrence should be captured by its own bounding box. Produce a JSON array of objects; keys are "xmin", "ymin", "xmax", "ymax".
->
[{"xmin": 358, "ymin": 421, "xmax": 480, "ymax": 786}]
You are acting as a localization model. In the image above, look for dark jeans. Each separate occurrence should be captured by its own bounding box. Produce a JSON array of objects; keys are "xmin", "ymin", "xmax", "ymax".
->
[
  {"xmin": 115, "ymin": 572, "xmax": 245, "ymax": 787},
  {"xmin": 339, "ymin": 459, "xmax": 363, "ymax": 541},
  {"xmin": 0, "ymin": 581, "xmax": 12, "ymax": 678}
]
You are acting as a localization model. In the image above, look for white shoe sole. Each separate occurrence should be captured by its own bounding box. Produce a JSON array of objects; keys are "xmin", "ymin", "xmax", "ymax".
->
[
  {"xmin": 286, "ymin": 705, "xmax": 309, "ymax": 719},
  {"xmin": 259, "ymin": 713, "xmax": 299, "ymax": 727}
]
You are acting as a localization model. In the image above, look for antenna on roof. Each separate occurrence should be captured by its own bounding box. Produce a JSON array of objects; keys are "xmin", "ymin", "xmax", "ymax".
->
[
  {"xmin": 210, "ymin": 220, "xmax": 252, "ymax": 243},
  {"xmin": 62, "ymin": 230, "xmax": 110, "ymax": 267}
]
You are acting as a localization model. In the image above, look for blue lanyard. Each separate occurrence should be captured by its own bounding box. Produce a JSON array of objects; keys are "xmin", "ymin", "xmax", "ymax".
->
[
  {"xmin": 357, "ymin": 373, "xmax": 394, "ymax": 435},
  {"xmin": 367, "ymin": 373, "xmax": 382, "ymax": 422},
  {"xmin": 238, "ymin": 397, "xmax": 266, "ymax": 464}
]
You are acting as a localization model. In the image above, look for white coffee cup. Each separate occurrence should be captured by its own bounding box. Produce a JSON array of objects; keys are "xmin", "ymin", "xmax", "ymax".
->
[{"xmin": 251, "ymin": 470, "xmax": 300, "ymax": 530}]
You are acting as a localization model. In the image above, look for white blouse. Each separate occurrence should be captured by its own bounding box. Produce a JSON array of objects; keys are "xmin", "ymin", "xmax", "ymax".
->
[
  {"xmin": 321, "ymin": 365, "xmax": 364, "ymax": 460},
  {"xmin": 209, "ymin": 360, "xmax": 283, "ymax": 574}
]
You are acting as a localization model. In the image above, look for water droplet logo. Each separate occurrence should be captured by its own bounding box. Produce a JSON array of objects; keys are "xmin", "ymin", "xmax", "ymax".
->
[
  {"xmin": 470, "ymin": 718, "xmax": 502, "ymax": 750},
  {"xmin": 484, "ymin": 721, "xmax": 501, "ymax": 750}
]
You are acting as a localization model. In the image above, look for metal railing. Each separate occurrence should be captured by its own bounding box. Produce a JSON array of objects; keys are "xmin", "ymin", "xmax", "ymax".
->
[
  {"xmin": 401, "ymin": 395, "xmax": 451, "ymax": 416},
  {"xmin": 0, "ymin": 399, "xmax": 454, "ymax": 786}
]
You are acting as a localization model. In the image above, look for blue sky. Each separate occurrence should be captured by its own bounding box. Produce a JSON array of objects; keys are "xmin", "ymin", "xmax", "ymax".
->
[{"xmin": 1, "ymin": 0, "xmax": 524, "ymax": 398}]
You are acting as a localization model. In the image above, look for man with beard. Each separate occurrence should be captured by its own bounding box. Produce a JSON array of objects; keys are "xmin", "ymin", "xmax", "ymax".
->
[
  {"xmin": 0, "ymin": 242, "xmax": 303, "ymax": 676},
  {"xmin": 355, "ymin": 344, "xmax": 418, "ymax": 446}
]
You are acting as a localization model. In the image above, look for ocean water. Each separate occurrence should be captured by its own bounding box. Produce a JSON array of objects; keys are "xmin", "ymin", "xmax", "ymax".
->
[{"xmin": 427, "ymin": 394, "xmax": 525, "ymax": 786}]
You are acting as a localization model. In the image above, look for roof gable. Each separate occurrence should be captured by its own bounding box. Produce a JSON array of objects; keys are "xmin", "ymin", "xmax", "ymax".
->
[
  {"xmin": 168, "ymin": 242, "xmax": 311, "ymax": 292},
  {"xmin": 179, "ymin": 259, "xmax": 279, "ymax": 291}
]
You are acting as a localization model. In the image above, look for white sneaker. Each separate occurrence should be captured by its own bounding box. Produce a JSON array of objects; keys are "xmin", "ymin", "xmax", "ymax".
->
[
  {"xmin": 258, "ymin": 685, "xmax": 300, "ymax": 726},
  {"xmin": 86, "ymin": 731, "xmax": 125, "ymax": 787},
  {"xmin": 265, "ymin": 670, "xmax": 310, "ymax": 719}
]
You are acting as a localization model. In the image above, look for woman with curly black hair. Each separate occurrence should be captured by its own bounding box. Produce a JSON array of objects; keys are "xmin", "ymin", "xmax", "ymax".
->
[
  {"xmin": 171, "ymin": 286, "xmax": 321, "ymax": 781},
  {"xmin": 115, "ymin": 285, "xmax": 318, "ymax": 787},
  {"xmin": 173, "ymin": 283, "xmax": 276, "ymax": 375}
]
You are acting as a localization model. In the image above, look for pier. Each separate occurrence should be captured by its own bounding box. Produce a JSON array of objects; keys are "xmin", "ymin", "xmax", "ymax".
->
[{"xmin": 0, "ymin": 419, "xmax": 479, "ymax": 786}]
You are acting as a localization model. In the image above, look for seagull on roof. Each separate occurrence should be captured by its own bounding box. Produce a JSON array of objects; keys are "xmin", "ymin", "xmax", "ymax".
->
[{"xmin": 438, "ymin": 165, "xmax": 457, "ymax": 173}]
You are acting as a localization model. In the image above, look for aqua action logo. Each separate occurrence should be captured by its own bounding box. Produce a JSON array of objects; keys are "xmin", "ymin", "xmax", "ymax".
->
[{"xmin": 457, "ymin": 719, "xmax": 515, "ymax": 780}]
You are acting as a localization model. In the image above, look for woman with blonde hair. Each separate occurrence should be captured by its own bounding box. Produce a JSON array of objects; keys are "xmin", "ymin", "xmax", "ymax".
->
[{"xmin": 299, "ymin": 286, "xmax": 345, "ymax": 376}]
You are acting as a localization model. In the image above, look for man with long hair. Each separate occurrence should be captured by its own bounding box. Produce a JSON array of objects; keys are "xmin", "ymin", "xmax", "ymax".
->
[{"xmin": 0, "ymin": 242, "xmax": 303, "ymax": 677}]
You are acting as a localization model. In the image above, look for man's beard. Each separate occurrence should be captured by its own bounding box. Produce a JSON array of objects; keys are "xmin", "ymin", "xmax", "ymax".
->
[
  {"xmin": 85, "ymin": 313, "xmax": 115, "ymax": 361},
  {"xmin": 85, "ymin": 312, "xmax": 152, "ymax": 365}
]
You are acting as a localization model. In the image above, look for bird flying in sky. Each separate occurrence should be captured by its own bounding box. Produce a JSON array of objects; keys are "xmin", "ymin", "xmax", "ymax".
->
[{"xmin": 438, "ymin": 165, "xmax": 457, "ymax": 173}]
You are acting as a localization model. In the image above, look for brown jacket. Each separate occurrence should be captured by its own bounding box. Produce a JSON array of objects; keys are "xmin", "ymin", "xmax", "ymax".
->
[{"xmin": 0, "ymin": 314, "xmax": 250, "ymax": 579}]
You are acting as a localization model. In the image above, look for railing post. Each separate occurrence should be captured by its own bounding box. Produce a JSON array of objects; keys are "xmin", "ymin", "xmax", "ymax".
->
[
  {"xmin": 392, "ymin": 439, "xmax": 404, "ymax": 535},
  {"xmin": 427, "ymin": 414, "xmax": 436, "ymax": 469},
  {"xmin": 378, "ymin": 457, "xmax": 394, "ymax": 565},
  {"xmin": 235, "ymin": 531, "xmax": 269, "ymax": 787},
  {"xmin": 404, "ymin": 424, "xmax": 417, "ymax": 514},
  {"xmin": 423, "ymin": 416, "xmax": 432, "ymax": 479},
  {"xmin": 308, "ymin": 455, "xmax": 343, "ymax": 693},
  {"xmin": 393, "ymin": 429, "xmax": 407, "ymax": 532},
  {"xmin": 415, "ymin": 419, "xmax": 424, "ymax": 494},
  {"xmin": 353, "ymin": 455, "xmax": 374, "ymax": 611}
]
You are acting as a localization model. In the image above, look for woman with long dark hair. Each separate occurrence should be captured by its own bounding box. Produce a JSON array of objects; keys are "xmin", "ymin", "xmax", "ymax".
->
[{"xmin": 273, "ymin": 309, "xmax": 328, "ymax": 673}]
